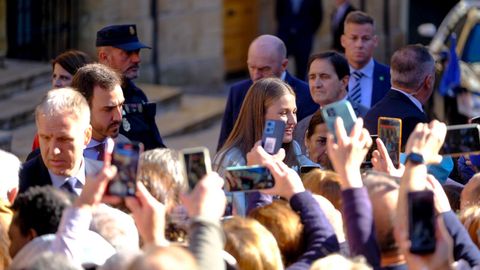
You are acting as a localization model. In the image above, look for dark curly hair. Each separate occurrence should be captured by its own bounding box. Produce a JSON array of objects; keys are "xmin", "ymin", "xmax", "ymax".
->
[{"xmin": 10, "ymin": 186, "xmax": 72, "ymax": 236}]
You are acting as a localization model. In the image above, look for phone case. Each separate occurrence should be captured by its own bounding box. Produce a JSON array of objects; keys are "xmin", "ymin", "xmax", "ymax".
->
[
  {"xmin": 224, "ymin": 165, "xmax": 274, "ymax": 192},
  {"xmin": 321, "ymin": 100, "xmax": 357, "ymax": 140},
  {"xmin": 408, "ymin": 190, "xmax": 436, "ymax": 254},
  {"xmin": 262, "ymin": 119, "xmax": 286, "ymax": 154},
  {"xmin": 440, "ymin": 124, "xmax": 480, "ymax": 156},
  {"xmin": 107, "ymin": 141, "xmax": 144, "ymax": 197},
  {"xmin": 180, "ymin": 147, "xmax": 212, "ymax": 191},
  {"xmin": 377, "ymin": 117, "xmax": 402, "ymax": 168}
]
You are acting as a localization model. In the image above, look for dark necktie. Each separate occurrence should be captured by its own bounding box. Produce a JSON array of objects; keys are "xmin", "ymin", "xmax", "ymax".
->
[
  {"xmin": 95, "ymin": 143, "xmax": 105, "ymax": 161},
  {"xmin": 61, "ymin": 178, "xmax": 77, "ymax": 196},
  {"xmin": 350, "ymin": 71, "xmax": 364, "ymax": 104}
]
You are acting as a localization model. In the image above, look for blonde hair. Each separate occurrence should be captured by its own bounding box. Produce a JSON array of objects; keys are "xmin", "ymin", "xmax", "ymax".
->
[
  {"xmin": 302, "ymin": 169, "xmax": 342, "ymax": 211},
  {"xmin": 35, "ymin": 87, "xmax": 90, "ymax": 130},
  {"xmin": 459, "ymin": 206, "xmax": 480, "ymax": 249},
  {"xmin": 223, "ymin": 217, "xmax": 284, "ymax": 270},
  {"xmin": 248, "ymin": 200, "xmax": 303, "ymax": 266}
]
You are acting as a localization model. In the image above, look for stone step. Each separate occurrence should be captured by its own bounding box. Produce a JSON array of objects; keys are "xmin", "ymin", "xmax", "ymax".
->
[
  {"xmin": 137, "ymin": 83, "xmax": 183, "ymax": 114},
  {"xmin": 10, "ymin": 123, "xmax": 36, "ymax": 161},
  {"xmin": 0, "ymin": 59, "xmax": 51, "ymax": 99},
  {"xmin": 0, "ymin": 84, "xmax": 50, "ymax": 130},
  {"xmin": 156, "ymin": 94, "xmax": 226, "ymax": 138}
]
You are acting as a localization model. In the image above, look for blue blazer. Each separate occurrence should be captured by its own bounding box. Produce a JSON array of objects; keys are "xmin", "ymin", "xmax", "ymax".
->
[
  {"xmin": 217, "ymin": 72, "xmax": 318, "ymax": 150},
  {"xmin": 370, "ymin": 61, "xmax": 391, "ymax": 107},
  {"xmin": 364, "ymin": 89, "xmax": 428, "ymax": 148}
]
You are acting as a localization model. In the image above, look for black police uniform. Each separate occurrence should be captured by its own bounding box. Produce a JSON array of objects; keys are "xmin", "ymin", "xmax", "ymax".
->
[
  {"xmin": 121, "ymin": 79, "xmax": 166, "ymax": 150},
  {"xmin": 96, "ymin": 24, "xmax": 166, "ymax": 150}
]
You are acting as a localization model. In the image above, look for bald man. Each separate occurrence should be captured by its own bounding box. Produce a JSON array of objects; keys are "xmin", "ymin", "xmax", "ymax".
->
[{"xmin": 217, "ymin": 35, "xmax": 318, "ymax": 150}]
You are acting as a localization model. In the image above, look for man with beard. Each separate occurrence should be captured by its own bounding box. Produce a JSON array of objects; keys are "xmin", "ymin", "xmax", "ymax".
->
[
  {"xmin": 71, "ymin": 63, "xmax": 128, "ymax": 161},
  {"xmin": 96, "ymin": 24, "xmax": 165, "ymax": 150}
]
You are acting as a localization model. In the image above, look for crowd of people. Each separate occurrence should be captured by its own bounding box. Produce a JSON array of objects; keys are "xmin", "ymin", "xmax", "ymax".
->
[{"xmin": 1, "ymin": 6, "xmax": 480, "ymax": 270}]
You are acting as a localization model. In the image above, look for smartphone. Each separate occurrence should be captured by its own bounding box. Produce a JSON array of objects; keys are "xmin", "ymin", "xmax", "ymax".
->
[
  {"xmin": 439, "ymin": 124, "xmax": 480, "ymax": 156},
  {"xmin": 181, "ymin": 147, "xmax": 212, "ymax": 191},
  {"xmin": 262, "ymin": 119, "xmax": 286, "ymax": 154},
  {"xmin": 224, "ymin": 165, "xmax": 275, "ymax": 192},
  {"xmin": 378, "ymin": 117, "xmax": 402, "ymax": 168},
  {"xmin": 106, "ymin": 142, "xmax": 143, "ymax": 197},
  {"xmin": 408, "ymin": 190, "xmax": 436, "ymax": 254},
  {"xmin": 361, "ymin": 135, "xmax": 378, "ymax": 169},
  {"xmin": 300, "ymin": 165, "xmax": 320, "ymax": 175},
  {"xmin": 321, "ymin": 100, "xmax": 357, "ymax": 141}
]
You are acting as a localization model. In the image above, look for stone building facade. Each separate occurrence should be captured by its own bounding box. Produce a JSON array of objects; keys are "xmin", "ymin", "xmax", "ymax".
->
[{"xmin": 1, "ymin": 0, "xmax": 412, "ymax": 93}]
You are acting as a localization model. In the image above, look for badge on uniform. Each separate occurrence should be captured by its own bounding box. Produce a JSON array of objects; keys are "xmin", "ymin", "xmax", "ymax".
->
[{"xmin": 122, "ymin": 118, "xmax": 131, "ymax": 132}]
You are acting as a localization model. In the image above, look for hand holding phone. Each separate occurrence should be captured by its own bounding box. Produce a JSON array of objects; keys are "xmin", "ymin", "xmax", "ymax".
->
[
  {"xmin": 106, "ymin": 142, "xmax": 143, "ymax": 197},
  {"xmin": 321, "ymin": 100, "xmax": 357, "ymax": 141},
  {"xmin": 262, "ymin": 119, "xmax": 286, "ymax": 154},
  {"xmin": 181, "ymin": 147, "xmax": 212, "ymax": 191}
]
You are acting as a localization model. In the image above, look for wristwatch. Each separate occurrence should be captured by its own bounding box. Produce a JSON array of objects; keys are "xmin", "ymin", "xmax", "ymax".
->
[{"xmin": 405, "ymin": 152, "xmax": 425, "ymax": 165}]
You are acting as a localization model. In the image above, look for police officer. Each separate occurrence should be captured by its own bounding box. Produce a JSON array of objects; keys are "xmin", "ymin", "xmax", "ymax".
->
[{"xmin": 96, "ymin": 24, "xmax": 166, "ymax": 150}]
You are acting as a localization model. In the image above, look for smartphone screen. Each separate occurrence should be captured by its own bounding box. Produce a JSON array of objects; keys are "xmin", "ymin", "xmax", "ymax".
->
[
  {"xmin": 107, "ymin": 142, "xmax": 143, "ymax": 197},
  {"xmin": 262, "ymin": 119, "xmax": 286, "ymax": 155},
  {"xmin": 378, "ymin": 117, "xmax": 402, "ymax": 168},
  {"xmin": 225, "ymin": 165, "xmax": 274, "ymax": 192},
  {"xmin": 408, "ymin": 190, "xmax": 436, "ymax": 254},
  {"xmin": 361, "ymin": 135, "xmax": 378, "ymax": 169},
  {"xmin": 181, "ymin": 147, "xmax": 211, "ymax": 191},
  {"xmin": 439, "ymin": 124, "xmax": 480, "ymax": 156},
  {"xmin": 321, "ymin": 100, "xmax": 357, "ymax": 141}
]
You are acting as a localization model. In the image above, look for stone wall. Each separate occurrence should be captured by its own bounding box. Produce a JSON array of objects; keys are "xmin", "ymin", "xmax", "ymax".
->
[
  {"xmin": 47, "ymin": 0, "xmax": 407, "ymax": 92},
  {"xmin": 77, "ymin": 0, "xmax": 224, "ymax": 93}
]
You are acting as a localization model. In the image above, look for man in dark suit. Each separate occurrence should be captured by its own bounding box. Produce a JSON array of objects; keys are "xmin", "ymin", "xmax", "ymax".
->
[
  {"xmin": 331, "ymin": 0, "xmax": 355, "ymax": 52},
  {"xmin": 19, "ymin": 88, "xmax": 102, "ymax": 195},
  {"xmin": 365, "ymin": 45, "xmax": 435, "ymax": 147},
  {"xmin": 341, "ymin": 11, "xmax": 391, "ymax": 109},
  {"xmin": 276, "ymin": 0, "xmax": 323, "ymax": 80},
  {"xmin": 293, "ymin": 51, "xmax": 368, "ymax": 153},
  {"xmin": 217, "ymin": 35, "xmax": 318, "ymax": 150}
]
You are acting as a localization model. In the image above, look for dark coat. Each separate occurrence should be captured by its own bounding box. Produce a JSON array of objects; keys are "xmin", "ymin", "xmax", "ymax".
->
[{"xmin": 364, "ymin": 89, "xmax": 429, "ymax": 148}]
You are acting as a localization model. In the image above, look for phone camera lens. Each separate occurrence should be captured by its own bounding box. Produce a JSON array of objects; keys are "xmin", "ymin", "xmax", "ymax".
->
[{"xmin": 327, "ymin": 108, "xmax": 336, "ymax": 117}]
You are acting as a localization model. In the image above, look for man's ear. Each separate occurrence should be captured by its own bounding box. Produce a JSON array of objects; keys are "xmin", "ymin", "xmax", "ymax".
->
[
  {"xmin": 340, "ymin": 34, "xmax": 347, "ymax": 49},
  {"xmin": 84, "ymin": 125, "xmax": 93, "ymax": 146},
  {"xmin": 341, "ymin": 75, "xmax": 350, "ymax": 91},
  {"xmin": 27, "ymin": 228, "xmax": 37, "ymax": 241},
  {"xmin": 97, "ymin": 48, "xmax": 109, "ymax": 63},
  {"xmin": 7, "ymin": 188, "xmax": 18, "ymax": 205},
  {"xmin": 281, "ymin": 58, "xmax": 289, "ymax": 72}
]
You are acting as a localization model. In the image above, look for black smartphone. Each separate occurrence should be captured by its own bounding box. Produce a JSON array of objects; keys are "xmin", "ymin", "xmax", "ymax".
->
[
  {"xmin": 321, "ymin": 100, "xmax": 357, "ymax": 141},
  {"xmin": 439, "ymin": 124, "xmax": 480, "ymax": 157},
  {"xmin": 300, "ymin": 165, "xmax": 320, "ymax": 175},
  {"xmin": 378, "ymin": 117, "xmax": 402, "ymax": 168},
  {"xmin": 181, "ymin": 147, "xmax": 212, "ymax": 191},
  {"xmin": 106, "ymin": 142, "xmax": 143, "ymax": 197},
  {"xmin": 408, "ymin": 190, "xmax": 436, "ymax": 254},
  {"xmin": 262, "ymin": 119, "xmax": 286, "ymax": 154},
  {"xmin": 224, "ymin": 165, "xmax": 275, "ymax": 192},
  {"xmin": 361, "ymin": 135, "xmax": 378, "ymax": 169}
]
